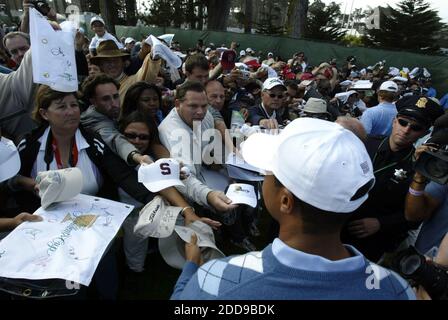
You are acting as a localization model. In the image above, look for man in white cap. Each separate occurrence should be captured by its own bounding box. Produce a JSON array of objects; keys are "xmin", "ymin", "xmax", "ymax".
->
[
  {"xmin": 262, "ymin": 52, "xmax": 275, "ymax": 66},
  {"xmin": 89, "ymin": 16, "xmax": 123, "ymax": 54},
  {"xmin": 360, "ymin": 80, "xmax": 399, "ymax": 136},
  {"xmin": 248, "ymin": 78, "xmax": 287, "ymax": 129},
  {"xmin": 171, "ymin": 118, "xmax": 415, "ymax": 300},
  {"xmin": 124, "ymin": 37, "xmax": 136, "ymax": 54}
]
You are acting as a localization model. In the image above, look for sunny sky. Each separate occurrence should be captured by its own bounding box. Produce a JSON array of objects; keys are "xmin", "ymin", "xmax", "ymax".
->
[{"xmin": 323, "ymin": 0, "xmax": 448, "ymax": 23}]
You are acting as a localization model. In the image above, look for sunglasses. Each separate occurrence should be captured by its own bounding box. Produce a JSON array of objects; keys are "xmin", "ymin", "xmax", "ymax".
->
[
  {"xmin": 397, "ymin": 118, "xmax": 425, "ymax": 132},
  {"xmin": 268, "ymin": 93, "xmax": 285, "ymax": 99},
  {"xmin": 124, "ymin": 132, "xmax": 151, "ymax": 141}
]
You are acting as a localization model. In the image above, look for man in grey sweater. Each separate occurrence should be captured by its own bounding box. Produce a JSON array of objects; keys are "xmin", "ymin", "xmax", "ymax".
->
[{"xmin": 0, "ymin": 50, "xmax": 37, "ymax": 141}]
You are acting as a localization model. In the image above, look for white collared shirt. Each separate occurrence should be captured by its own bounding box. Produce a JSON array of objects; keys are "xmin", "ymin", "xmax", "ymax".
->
[
  {"xmin": 272, "ymin": 238, "xmax": 366, "ymax": 272},
  {"xmin": 31, "ymin": 127, "xmax": 102, "ymax": 196}
]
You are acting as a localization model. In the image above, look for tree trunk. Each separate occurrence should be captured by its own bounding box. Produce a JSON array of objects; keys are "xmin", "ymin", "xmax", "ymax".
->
[
  {"xmin": 198, "ymin": 1, "xmax": 204, "ymax": 30},
  {"xmin": 187, "ymin": 0, "xmax": 196, "ymax": 29},
  {"xmin": 244, "ymin": 0, "xmax": 253, "ymax": 33},
  {"xmin": 173, "ymin": 0, "xmax": 183, "ymax": 28},
  {"xmin": 287, "ymin": 0, "xmax": 309, "ymax": 39},
  {"xmin": 206, "ymin": 0, "xmax": 231, "ymax": 31},
  {"xmin": 99, "ymin": 0, "xmax": 115, "ymax": 34},
  {"xmin": 125, "ymin": 0, "xmax": 137, "ymax": 26}
]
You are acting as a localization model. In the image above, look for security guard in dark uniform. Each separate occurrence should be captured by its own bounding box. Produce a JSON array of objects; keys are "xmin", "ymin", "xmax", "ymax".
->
[{"xmin": 342, "ymin": 95, "xmax": 444, "ymax": 261}]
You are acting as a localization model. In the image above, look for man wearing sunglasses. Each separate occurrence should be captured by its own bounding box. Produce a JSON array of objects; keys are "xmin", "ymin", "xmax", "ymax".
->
[
  {"xmin": 342, "ymin": 95, "xmax": 443, "ymax": 262},
  {"xmin": 248, "ymin": 78, "xmax": 287, "ymax": 129}
]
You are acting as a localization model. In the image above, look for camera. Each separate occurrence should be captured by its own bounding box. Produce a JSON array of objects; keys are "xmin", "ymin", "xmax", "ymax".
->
[
  {"xmin": 392, "ymin": 246, "xmax": 448, "ymax": 300},
  {"xmin": 415, "ymin": 146, "xmax": 448, "ymax": 185},
  {"xmin": 240, "ymin": 70, "xmax": 250, "ymax": 80}
]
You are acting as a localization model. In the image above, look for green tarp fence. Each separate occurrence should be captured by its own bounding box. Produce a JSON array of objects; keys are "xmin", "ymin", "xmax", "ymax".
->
[{"xmin": 116, "ymin": 25, "xmax": 448, "ymax": 96}]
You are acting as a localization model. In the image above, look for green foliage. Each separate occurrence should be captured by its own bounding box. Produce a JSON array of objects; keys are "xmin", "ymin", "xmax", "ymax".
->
[
  {"xmin": 306, "ymin": 0, "xmax": 345, "ymax": 42},
  {"xmin": 365, "ymin": 0, "xmax": 445, "ymax": 53},
  {"xmin": 138, "ymin": 0, "xmax": 177, "ymax": 27},
  {"xmin": 341, "ymin": 35, "xmax": 365, "ymax": 47}
]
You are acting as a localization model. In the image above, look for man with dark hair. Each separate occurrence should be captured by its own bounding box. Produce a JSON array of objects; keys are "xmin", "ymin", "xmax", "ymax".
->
[
  {"xmin": 343, "ymin": 95, "xmax": 444, "ymax": 262},
  {"xmin": 171, "ymin": 118, "xmax": 415, "ymax": 300},
  {"xmin": 159, "ymin": 81, "xmax": 256, "ymax": 250},
  {"xmin": 80, "ymin": 73, "xmax": 158, "ymax": 165},
  {"xmin": 184, "ymin": 54, "xmax": 210, "ymax": 85},
  {"xmin": 159, "ymin": 81, "xmax": 235, "ymax": 212}
]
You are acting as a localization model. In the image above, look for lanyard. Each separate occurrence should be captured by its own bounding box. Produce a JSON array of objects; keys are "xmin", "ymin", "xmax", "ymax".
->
[
  {"xmin": 52, "ymin": 137, "xmax": 78, "ymax": 170},
  {"xmin": 372, "ymin": 138, "xmax": 413, "ymax": 175},
  {"xmin": 260, "ymin": 104, "xmax": 276, "ymax": 120}
]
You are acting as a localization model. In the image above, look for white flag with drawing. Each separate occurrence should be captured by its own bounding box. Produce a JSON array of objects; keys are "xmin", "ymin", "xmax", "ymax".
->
[
  {"xmin": 29, "ymin": 8, "xmax": 78, "ymax": 92},
  {"xmin": 0, "ymin": 194, "xmax": 133, "ymax": 286}
]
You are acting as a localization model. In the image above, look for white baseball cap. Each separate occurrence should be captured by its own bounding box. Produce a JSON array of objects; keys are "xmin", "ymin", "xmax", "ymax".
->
[
  {"xmin": 90, "ymin": 16, "xmax": 105, "ymax": 26},
  {"xmin": 262, "ymin": 78, "xmax": 286, "ymax": 91},
  {"xmin": 335, "ymin": 90, "xmax": 358, "ymax": 104},
  {"xmin": 239, "ymin": 50, "xmax": 246, "ymax": 56},
  {"xmin": 352, "ymin": 80, "xmax": 373, "ymax": 90},
  {"xmin": 241, "ymin": 118, "xmax": 375, "ymax": 213},
  {"xmin": 36, "ymin": 168, "xmax": 84, "ymax": 209},
  {"xmin": 124, "ymin": 37, "xmax": 135, "ymax": 45},
  {"xmin": 159, "ymin": 220, "xmax": 225, "ymax": 269},
  {"xmin": 379, "ymin": 80, "xmax": 399, "ymax": 93},
  {"xmin": 0, "ymin": 137, "xmax": 20, "ymax": 183},
  {"xmin": 138, "ymin": 158, "xmax": 184, "ymax": 192},
  {"xmin": 392, "ymin": 76, "xmax": 408, "ymax": 83},
  {"xmin": 226, "ymin": 183, "xmax": 257, "ymax": 208},
  {"xmin": 134, "ymin": 195, "xmax": 180, "ymax": 239}
]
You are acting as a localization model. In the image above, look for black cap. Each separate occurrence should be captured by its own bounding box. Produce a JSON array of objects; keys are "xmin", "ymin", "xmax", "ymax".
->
[{"xmin": 396, "ymin": 95, "xmax": 443, "ymax": 128}]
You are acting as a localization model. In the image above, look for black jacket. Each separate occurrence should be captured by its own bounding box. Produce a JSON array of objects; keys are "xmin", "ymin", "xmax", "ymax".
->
[
  {"xmin": 248, "ymin": 104, "xmax": 285, "ymax": 127},
  {"xmin": 342, "ymin": 135, "xmax": 419, "ymax": 261},
  {"xmin": 13, "ymin": 125, "xmax": 154, "ymax": 213}
]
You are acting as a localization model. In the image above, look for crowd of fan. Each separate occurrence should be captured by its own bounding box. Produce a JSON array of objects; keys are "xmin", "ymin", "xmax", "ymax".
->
[{"xmin": 1, "ymin": 0, "xmax": 448, "ymax": 300}]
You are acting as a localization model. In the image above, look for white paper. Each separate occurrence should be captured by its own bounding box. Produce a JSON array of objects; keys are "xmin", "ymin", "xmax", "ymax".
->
[
  {"xmin": 352, "ymin": 80, "xmax": 373, "ymax": 90},
  {"xmin": 0, "ymin": 194, "xmax": 133, "ymax": 286},
  {"xmin": 262, "ymin": 63, "xmax": 278, "ymax": 78},
  {"xmin": 145, "ymin": 35, "xmax": 182, "ymax": 69},
  {"xmin": 29, "ymin": 8, "xmax": 78, "ymax": 92},
  {"xmin": 158, "ymin": 34, "xmax": 175, "ymax": 47},
  {"xmin": 174, "ymin": 224, "xmax": 219, "ymax": 251}
]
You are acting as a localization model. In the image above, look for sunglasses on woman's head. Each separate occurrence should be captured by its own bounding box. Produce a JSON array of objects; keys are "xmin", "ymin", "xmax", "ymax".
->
[
  {"xmin": 124, "ymin": 132, "xmax": 150, "ymax": 141},
  {"xmin": 397, "ymin": 118, "xmax": 425, "ymax": 132}
]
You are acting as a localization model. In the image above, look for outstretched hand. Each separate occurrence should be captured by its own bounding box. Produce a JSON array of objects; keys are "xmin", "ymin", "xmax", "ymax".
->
[{"xmin": 185, "ymin": 233, "xmax": 203, "ymax": 266}]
